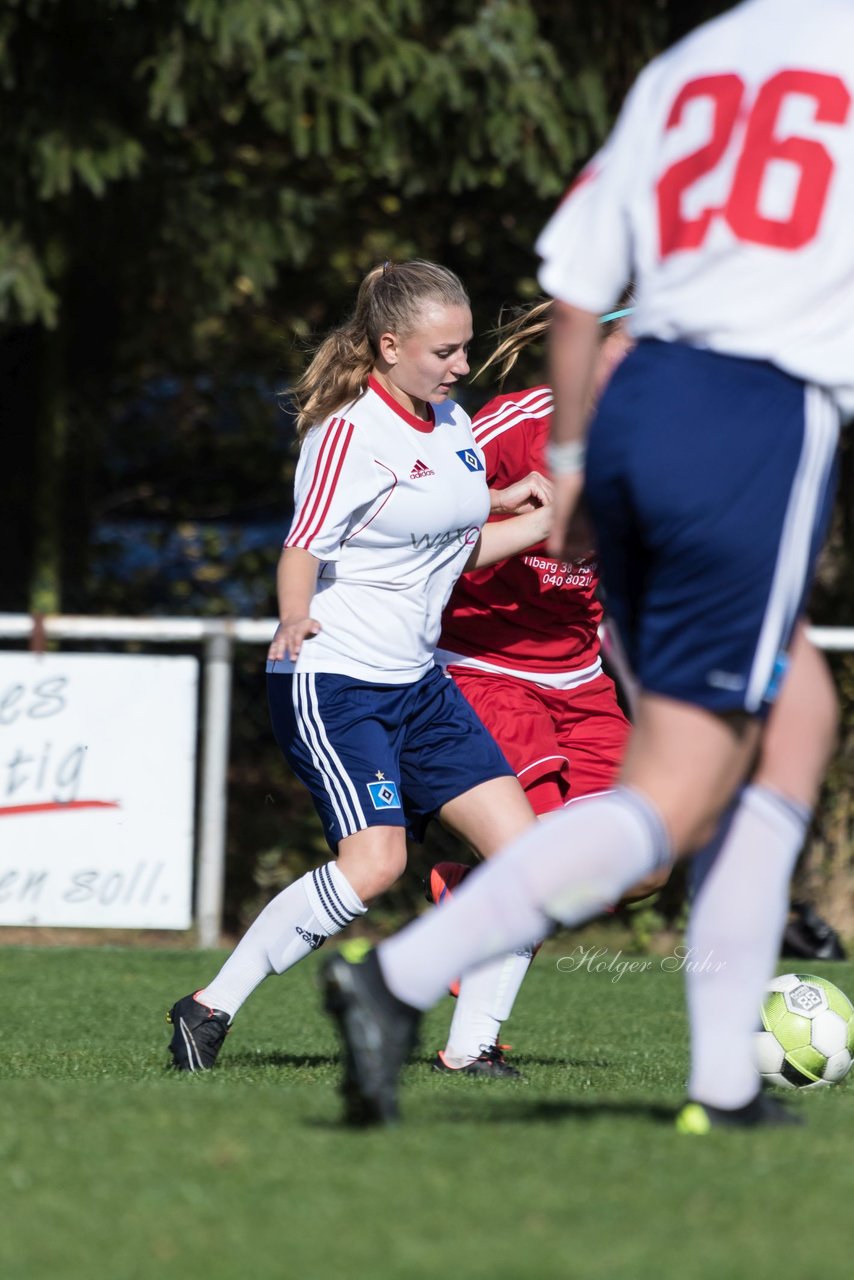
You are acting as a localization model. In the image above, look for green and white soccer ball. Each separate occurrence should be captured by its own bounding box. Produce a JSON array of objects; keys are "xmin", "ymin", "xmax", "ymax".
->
[{"xmin": 755, "ymin": 972, "xmax": 854, "ymax": 1089}]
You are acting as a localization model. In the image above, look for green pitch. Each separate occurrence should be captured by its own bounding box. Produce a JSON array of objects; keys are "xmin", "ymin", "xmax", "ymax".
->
[{"xmin": 2, "ymin": 942, "xmax": 854, "ymax": 1280}]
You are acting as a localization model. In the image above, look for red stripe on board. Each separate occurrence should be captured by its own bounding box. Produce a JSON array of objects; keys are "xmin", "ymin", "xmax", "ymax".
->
[{"xmin": 0, "ymin": 800, "xmax": 121, "ymax": 818}]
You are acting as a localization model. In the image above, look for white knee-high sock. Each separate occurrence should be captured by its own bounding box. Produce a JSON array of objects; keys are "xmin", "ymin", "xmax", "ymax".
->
[
  {"xmin": 685, "ymin": 784, "xmax": 809, "ymax": 1109},
  {"xmin": 443, "ymin": 946, "xmax": 535, "ymax": 1065},
  {"xmin": 198, "ymin": 862, "xmax": 366, "ymax": 1017},
  {"xmin": 380, "ymin": 787, "xmax": 670, "ymax": 1010}
]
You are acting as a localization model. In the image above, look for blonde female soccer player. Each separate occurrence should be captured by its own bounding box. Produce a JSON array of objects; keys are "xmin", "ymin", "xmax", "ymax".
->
[{"xmin": 166, "ymin": 260, "xmax": 553, "ymax": 1071}]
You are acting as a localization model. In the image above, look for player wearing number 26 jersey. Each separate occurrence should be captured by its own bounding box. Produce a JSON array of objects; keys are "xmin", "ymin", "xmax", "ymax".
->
[
  {"xmin": 529, "ymin": 0, "xmax": 854, "ymax": 1126},
  {"xmin": 538, "ymin": 0, "xmax": 854, "ymax": 715},
  {"xmin": 539, "ymin": 0, "xmax": 854, "ymax": 417},
  {"xmin": 315, "ymin": 0, "xmax": 853, "ymax": 1133}
]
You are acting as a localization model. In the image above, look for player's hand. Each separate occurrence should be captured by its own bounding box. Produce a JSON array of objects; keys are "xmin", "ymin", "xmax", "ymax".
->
[
  {"xmin": 546, "ymin": 471, "xmax": 587, "ymax": 558},
  {"xmin": 267, "ymin": 617, "xmax": 322, "ymax": 662},
  {"xmin": 490, "ymin": 471, "xmax": 553, "ymax": 515},
  {"xmin": 527, "ymin": 497, "xmax": 555, "ymax": 545}
]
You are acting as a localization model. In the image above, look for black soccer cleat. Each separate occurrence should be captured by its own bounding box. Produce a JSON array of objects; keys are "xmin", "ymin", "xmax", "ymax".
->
[
  {"xmin": 432, "ymin": 1044, "xmax": 522, "ymax": 1079},
  {"xmin": 166, "ymin": 993, "xmax": 231, "ymax": 1072},
  {"xmin": 322, "ymin": 947, "xmax": 421, "ymax": 1126},
  {"xmin": 675, "ymin": 1091, "xmax": 802, "ymax": 1134}
]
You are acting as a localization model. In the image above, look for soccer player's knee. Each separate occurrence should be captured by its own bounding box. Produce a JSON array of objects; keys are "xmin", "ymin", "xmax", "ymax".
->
[
  {"xmin": 682, "ymin": 814, "xmax": 725, "ymax": 855},
  {"xmin": 366, "ymin": 843, "xmax": 408, "ymax": 897},
  {"xmin": 340, "ymin": 833, "xmax": 408, "ymax": 902},
  {"xmin": 620, "ymin": 865, "xmax": 671, "ymax": 903}
]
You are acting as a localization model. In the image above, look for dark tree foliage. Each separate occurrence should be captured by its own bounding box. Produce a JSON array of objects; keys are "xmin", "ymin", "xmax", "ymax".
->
[{"xmin": 0, "ymin": 0, "xmax": 738, "ymax": 615}]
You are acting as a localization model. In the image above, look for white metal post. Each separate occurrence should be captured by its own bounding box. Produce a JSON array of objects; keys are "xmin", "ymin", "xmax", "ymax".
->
[{"xmin": 195, "ymin": 629, "xmax": 235, "ymax": 949}]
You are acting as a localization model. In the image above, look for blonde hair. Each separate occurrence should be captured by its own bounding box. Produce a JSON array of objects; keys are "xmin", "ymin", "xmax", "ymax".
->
[
  {"xmin": 473, "ymin": 299, "xmax": 553, "ymax": 386},
  {"xmin": 474, "ymin": 290, "xmax": 636, "ymax": 387},
  {"xmin": 293, "ymin": 260, "xmax": 470, "ymax": 437}
]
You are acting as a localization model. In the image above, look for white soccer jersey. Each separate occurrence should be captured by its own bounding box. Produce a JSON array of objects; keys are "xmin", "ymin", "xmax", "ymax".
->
[
  {"xmin": 282, "ymin": 376, "xmax": 489, "ymax": 683},
  {"xmin": 537, "ymin": 0, "xmax": 854, "ymax": 414}
]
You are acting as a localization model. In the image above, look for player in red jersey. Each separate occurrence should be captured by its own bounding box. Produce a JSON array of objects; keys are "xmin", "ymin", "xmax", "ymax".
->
[
  {"xmin": 439, "ymin": 301, "xmax": 633, "ymax": 814},
  {"xmin": 428, "ymin": 300, "xmax": 662, "ymax": 1075}
]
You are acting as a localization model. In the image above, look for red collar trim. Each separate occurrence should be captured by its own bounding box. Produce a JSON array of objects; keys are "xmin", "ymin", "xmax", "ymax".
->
[{"xmin": 368, "ymin": 374, "xmax": 436, "ymax": 433}]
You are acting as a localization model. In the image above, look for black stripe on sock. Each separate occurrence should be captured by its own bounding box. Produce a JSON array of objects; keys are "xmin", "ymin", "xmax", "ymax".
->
[{"xmin": 313, "ymin": 865, "xmax": 351, "ymax": 929}]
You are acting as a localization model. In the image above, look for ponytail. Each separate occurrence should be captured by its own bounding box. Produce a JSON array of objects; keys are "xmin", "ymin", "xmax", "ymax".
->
[
  {"xmin": 473, "ymin": 286, "xmax": 637, "ymax": 388},
  {"xmin": 292, "ymin": 324, "xmax": 374, "ymax": 438},
  {"xmin": 293, "ymin": 260, "xmax": 469, "ymax": 437},
  {"xmin": 473, "ymin": 299, "xmax": 553, "ymax": 386}
]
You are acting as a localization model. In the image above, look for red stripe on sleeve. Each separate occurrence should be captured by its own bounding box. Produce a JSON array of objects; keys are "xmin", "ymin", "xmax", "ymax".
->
[
  {"xmin": 557, "ymin": 161, "xmax": 599, "ymax": 207},
  {"xmin": 300, "ymin": 421, "xmax": 355, "ymax": 549},
  {"xmin": 286, "ymin": 419, "xmax": 353, "ymax": 548}
]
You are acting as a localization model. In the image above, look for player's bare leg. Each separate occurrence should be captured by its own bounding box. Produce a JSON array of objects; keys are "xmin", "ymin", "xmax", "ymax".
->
[
  {"xmin": 336, "ymin": 825, "xmax": 409, "ymax": 902},
  {"xmin": 438, "ymin": 774, "xmax": 537, "ymax": 857},
  {"xmin": 615, "ymin": 694, "xmax": 762, "ymax": 853},
  {"xmin": 752, "ymin": 625, "xmax": 838, "ymax": 810}
]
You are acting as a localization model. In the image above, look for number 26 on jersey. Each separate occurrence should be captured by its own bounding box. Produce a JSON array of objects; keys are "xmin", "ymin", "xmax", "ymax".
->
[{"xmin": 657, "ymin": 69, "xmax": 851, "ymax": 256}]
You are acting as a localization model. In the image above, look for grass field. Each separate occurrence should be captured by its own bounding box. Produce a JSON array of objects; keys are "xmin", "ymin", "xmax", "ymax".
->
[{"xmin": 2, "ymin": 941, "xmax": 853, "ymax": 1280}]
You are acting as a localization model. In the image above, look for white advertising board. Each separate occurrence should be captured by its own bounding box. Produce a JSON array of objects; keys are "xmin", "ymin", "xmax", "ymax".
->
[{"xmin": 0, "ymin": 651, "xmax": 198, "ymax": 928}]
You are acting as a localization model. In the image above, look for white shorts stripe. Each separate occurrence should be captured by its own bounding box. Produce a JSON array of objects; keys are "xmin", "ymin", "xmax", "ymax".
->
[
  {"xmin": 303, "ymin": 675, "xmax": 367, "ymax": 827},
  {"xmin": 293, "ymin": 674, "xmax": 366, "ymax": 836},
  {"xmin": 292, "ymin": 675, "xmax": 353, "ymax": 835},
  {"xmin": 746, "ymin": 386, "xmax": 839, "ymax": 710},
  {"xmin": 436, "ymin": 647, "xmax": 602, "ymax": 691}
]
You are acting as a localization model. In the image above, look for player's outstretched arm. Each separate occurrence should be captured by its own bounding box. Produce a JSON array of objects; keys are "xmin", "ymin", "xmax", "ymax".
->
[
  {"xmin": 267, "ymin": 546, "xmax": 323, "ymax": 662},
  {"xmin": 465, "ymin": 503, "xmax": 553, "ymax": 571}
]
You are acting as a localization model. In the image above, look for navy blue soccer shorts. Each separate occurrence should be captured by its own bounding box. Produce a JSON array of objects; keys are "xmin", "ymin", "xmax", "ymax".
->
[
  {"xmin": 584, "ymin": 339, "xmax": 839, "ymax": 717},
  {"xmin": 266, "ymin": 662, "xmax": 515, "ymax": 850}
]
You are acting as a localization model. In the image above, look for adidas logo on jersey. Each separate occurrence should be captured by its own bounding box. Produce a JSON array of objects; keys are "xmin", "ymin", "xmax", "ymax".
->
[{"xmin": 410, "ymin": 459, "xmax": 435, "ymax": 479}]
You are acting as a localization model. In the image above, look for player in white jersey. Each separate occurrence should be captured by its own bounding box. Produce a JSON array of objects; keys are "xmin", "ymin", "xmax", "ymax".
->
[
  {"xmin": 320, "ymin": 1, "xmax": 851, "ymax": 1130},
  {"xmin": 538, "ymin": 0, "xmax": 854, "ymax": 413},
  {"xmin": 165, "ymin": 260, "xmax": 554, "ymax": 1072}
]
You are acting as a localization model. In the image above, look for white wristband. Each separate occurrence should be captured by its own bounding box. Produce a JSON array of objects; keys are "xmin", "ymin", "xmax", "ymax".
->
[{"xmin": 546, "ymin": 440, "xmax": 586, "ymax": 476}]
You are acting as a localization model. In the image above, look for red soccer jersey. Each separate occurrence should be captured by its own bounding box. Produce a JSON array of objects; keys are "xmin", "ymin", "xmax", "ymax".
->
[{"xmin": 438, "ymin": 386, "xmax": 603, "ymax": 679}]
